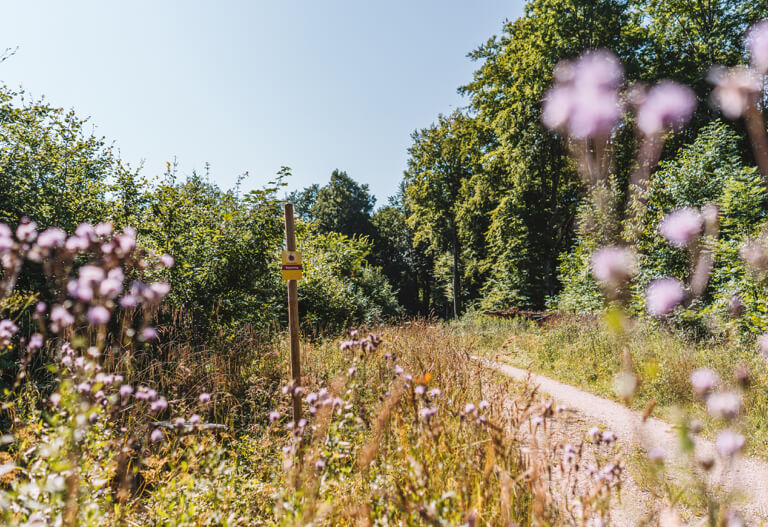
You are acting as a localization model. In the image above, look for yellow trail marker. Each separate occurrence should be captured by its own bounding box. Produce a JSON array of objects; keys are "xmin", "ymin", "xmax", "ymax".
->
[{"xmin": 281, "ymin": 249, "xmax": 303, "ymax": 281}]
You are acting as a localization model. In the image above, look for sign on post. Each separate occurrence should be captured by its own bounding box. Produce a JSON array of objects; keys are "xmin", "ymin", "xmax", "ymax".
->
[
  {"xmin": 281, "ymin": 250, "xmax": 303, "ymax": 280},
  {"xmin": 284, "ymin": 203, "xmax": 302, "ymax": 422}
]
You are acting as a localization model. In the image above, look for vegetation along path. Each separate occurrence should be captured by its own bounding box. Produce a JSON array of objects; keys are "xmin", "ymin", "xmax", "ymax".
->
[{"xmin": 474, "ymin": 356, "xmax": 768, "ymax": 522}]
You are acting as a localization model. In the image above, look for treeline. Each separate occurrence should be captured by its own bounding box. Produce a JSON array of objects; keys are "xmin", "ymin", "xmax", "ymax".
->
[{"xmin": 287, "ymin": 0, "xmax": 768, "ymax": 325}]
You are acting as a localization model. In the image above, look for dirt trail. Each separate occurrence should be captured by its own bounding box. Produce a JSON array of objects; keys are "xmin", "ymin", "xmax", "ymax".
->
[{"xmin": 473, "ymin": 356, "xmax": 768, "ymax": 524}]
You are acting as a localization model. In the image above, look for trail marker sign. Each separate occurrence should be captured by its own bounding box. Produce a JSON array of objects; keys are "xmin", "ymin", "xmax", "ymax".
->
[{"xmin": 281, "ymin": 250, "xmax": 303, "ymax": 280}]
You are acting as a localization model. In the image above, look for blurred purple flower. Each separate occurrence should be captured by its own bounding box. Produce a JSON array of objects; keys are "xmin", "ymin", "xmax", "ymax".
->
[
  {"xmin": 707, "ymin": 391, "xmax": 741, "ymax": 420},
  {"xmin": 645, "ymin": 278, "xmax": 685, "ymax": 317},
  {"xmin": 189, "ymin": 414, "xmax": 201, "ymax": 425},
  {"xmin": 87, "ymin": 306, "xmax": 111, "ymax": 326},
  {"xmin": 149, "ymin": 397, "xmax": 168, "ymax": 412},
  {"xmin": 78, "ymin": 265, "xmax": 105, "ymax": 285},
  {"xmin": 75, "ymin": 223, "xmax": 96, "ymax": 241},
  {"xmin": 50, "ymin": 306, "xmax": 75, "ymax": 330},
  {"xmin": 709, "ymin": 65, "xmax": 762, "ymax": 119},
  {"xmin": 199, "ymin": 392, "xmax": 211, "ymax": 403},
  {"xmin": 16, "ymin": 220, "xmax": 37, "ymax": 243},
  {"xmin": 65, "ymin": 235, "xmax": 90, "ymax": 252},
  {"xmin": 142, "ymin": 327, "xmax": 158, "ymax": 341},
  {"xmin": 0, "ymin": 319, "xmax": 18, "ymax": 344},
  {"xmin": 394, "ymin": 365, "xmax": 404, "ymax": 375},
  {"xmin": 648, "ymin": 447, "xmax": 666, "ymax": 461},
  {"xmin": 478, "ymin": 400, "xmax": 490, "ymax": 411},
  {"xmin": 690, "ymin": 368, "xmax": 718, "ymax": 396},
  {"xmin": 659, "ymin": 207, "xmax": 702, "ymax": 247},
  {"xmin": 269, "ymin": 410, "xmax": 280, "ymax": 423},
  {"xmin": 119, "ymin": 384, "xmax": 133, "ymax": 398},
  {"xmin": 429, "ymin": 388, "xmax": 441, "ymax": 398},
  {"xmin": 119, "ymin": 295, "xmax": 139, "ymax": 309},
  {"xmin": 747, "ymin": 20, "xmax": 768, "ymax": 73},
  {"xmin": 591, "ymin": 246, "xmax": 636, "ymax": 284},
  {"xmin": 37, "ymin": 228, "xmax": 67, "ymax": 249},
  {"xmin": 636, "ymin": 81, "xmax": 696, "ymax": 136},
  {"xmin": 715, "ymin": 430, "xmax": 745, "ymax": 457},
  {"xmin": 160, "ymin": 254, "xmax": 175, "ymax": 268},
  {"xmin": 464, "ymin": 403, "xmax": 477, "ymax": 414},
  {"xmin": 150, "ymin": 428, "xmax": 163, "ymax": 442},
  {"xmin": 50, "ymin": 393, "xmax": 61, "ymax": 407},
  {"xmin": 419, "ymin": 407, "xmax": 437, "ymax": 422},
  {"xmin": 27, "ymin": 334, "xmax": 43, "ymax": 351},
  {"xmin": 94, "ymin": 222, "xmax": 113, "ymax": 237},
  {"xmin": 542, "ymin": 50, "xmax": 624, "ymax": 138}
]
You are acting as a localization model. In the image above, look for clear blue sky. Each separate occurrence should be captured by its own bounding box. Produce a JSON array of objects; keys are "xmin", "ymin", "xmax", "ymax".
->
[{"xmin": 0, "ymin": 1, "xmax": 523, "ymax": 203}]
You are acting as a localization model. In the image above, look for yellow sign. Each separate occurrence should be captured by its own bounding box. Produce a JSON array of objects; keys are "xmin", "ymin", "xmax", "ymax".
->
[{"xmin": 281, "ymin": 250, "xmax": 303, "ymax": 280}]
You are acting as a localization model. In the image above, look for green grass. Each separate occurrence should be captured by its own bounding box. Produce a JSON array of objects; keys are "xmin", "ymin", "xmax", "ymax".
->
[{"xmin": 455, "ymin": 313, "xmax": 768, "ymax": 458}]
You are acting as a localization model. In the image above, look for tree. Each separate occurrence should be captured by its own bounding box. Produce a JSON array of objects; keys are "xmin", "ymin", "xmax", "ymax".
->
[
  {"xmin": 404, "ymin": 111, "xmax": 481, "ymax": 317},
  {"xmin": 310, "ymin": 169, "xmax": 376, "ymax": 239}
]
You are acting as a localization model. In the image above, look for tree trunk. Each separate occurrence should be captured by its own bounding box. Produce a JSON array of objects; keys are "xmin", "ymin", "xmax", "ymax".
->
[{"xmin": 451, "ymin": 230, "xmax": 462, "ymax": 318}]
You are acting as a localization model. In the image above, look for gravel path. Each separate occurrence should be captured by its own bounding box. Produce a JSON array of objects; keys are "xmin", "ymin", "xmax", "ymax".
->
[{"xmin": 474, "ymin": 356, "xmax": 768, "ymax": 524}]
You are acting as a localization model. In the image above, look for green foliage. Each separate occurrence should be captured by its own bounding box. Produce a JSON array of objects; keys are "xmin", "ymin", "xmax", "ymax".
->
[
  {"xmin": 297, "ymin": 228, "xmax": 400, "ymax": 333},
  {"xmin": 310, "ymin": 169, "xmax": 376, "ymax": 239}
]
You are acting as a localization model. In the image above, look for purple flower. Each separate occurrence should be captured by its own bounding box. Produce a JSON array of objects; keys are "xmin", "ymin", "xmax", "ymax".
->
[
  {"xmin": 150, "ymin": 428, "xmax": 163, "ymax": 442},
  {"xmin": 50, "ymin": 393, "xmax": 61, "ymax": 407},
  {"xmin": 87, "ymin": 306, "xmax": 111, "ymax": 325},
  {"xmin": 659, "ymin": 208, "xmax": 702, "ymax": 247},
  {"xmin": 747, "ymin": 20, "xmax": 768, "ymax": 73},
  {"xmin": 160, "ymin": 254, "xmax": 175, "ymax": 268},
  {"xmin": 37, "ymin": 228, "xmax": 67, "ymax": 249},
  {"xmin": 94, "ymin": 222, "xmax": 113, "ymax": 237},
  {"xmin": 189, "ymin": 414, "xmax": 201, "ymax": 425},
  {"xmin": 50, "ymin": 306, "xmax": 75, "ymax": 330},
  {"xmin": 16, "ymin": 220, "xmax": 37, "ymax": 243},
  {"xmin": 591, "ymin": 246, "xmax": 636, "ymax": 284},
  {"xmin": 149, "ymin": 397, "xmax": 168, "ymax": 412},
  {"xmin": 478, "ymin": 400, "xmax": 490, "ymax": 411},
  {"xmin": 588, "ymin": 426, "xmax": 601, "ymax": 442},
  {"xmin": 707, "ymin": 391, "xmax": 741, "ymax": 420},
  {"xmin": 464, "ymin": 403, "xmax": 477, "ymax": 415},
  {"xmin": 268, "ymin": 410, "xmax": 280, "ymax": 423},
  {"xmin": 542, "ymin": 50, "xmax": 624, "ymax": 139},
  {"xmin": 648, "ymin": 447, "xmax": 666, "ymax": 461},
  {"xmin": 414, "ymin": 385, "xmax": 426, "ymax": 396},
  {"xmin": 99, "ymin": 278, "xmax": 123, "ymax": 298},
  {"xmin": 715, "ymin": 430, "xmax": 745, "ymax": 457},
  {"xmin": 636, "ymin": 81, "xmax": 696, "ymax": 136},
  {"xmin": 75, "ymin": 223, "xmax": 96, "ymax": 241},
  {"xmin": 142, "ymin": 327, "xmax": 158, "ymax": 341},
  {"xmin": 709, "ymin": 65, "xmax": 762, "ymax": 119},
  {"xmin": 119, "ymin": 385, "xmax": 133, "ymax": 398},
  {"xmin": 419, "ymin": 407, "xmax": 438, "ymax": 422},
  {"xmin": 119, "ymin": 295, "xmax": 139, "ymax": 309},
  {"xmin": 429, "ymin": 388, "xmax": 441, "ymax": 398},
  {"xmin": 199, "ymin": 392, "xmax": 211, "ymax": 403},
  {"xmin": 394, "ymin": 365, "xmax": 404, "ymax": 375},
  {"xmin": 0, "ymin": 319, "xmax": 18, "ymax": 343},
  {"xmin": 645, "ymin": 278, "xmax": 685, "ymax": 317},
  {"xmin": 601, "ymin": 431, "xmax": 617, "ymax": 443},
  {"xmin": 27, "ymin": 334, "xmax": 43, "ymax": 350},
  {"xmin": 77, "ymin": 382, "xmax": 91, "ymax": 394},
  {"xmin": 690, "ymin": 368, "xmax": 718, "ymax": 396}
]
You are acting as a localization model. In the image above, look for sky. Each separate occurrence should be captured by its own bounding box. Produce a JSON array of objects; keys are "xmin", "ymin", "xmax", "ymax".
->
[{"xmin": 0, "ymin": 1, "xmax": 524, "ymax": 204}]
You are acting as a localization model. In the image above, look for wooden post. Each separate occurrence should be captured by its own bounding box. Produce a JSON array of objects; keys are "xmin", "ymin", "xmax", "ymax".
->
[{"xmin": 284, "ymin": 203, "xmax": 302, "ymax": 422}]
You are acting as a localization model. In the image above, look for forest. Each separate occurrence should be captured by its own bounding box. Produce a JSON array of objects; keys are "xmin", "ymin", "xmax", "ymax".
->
[{"xmin": 3, "ymin": 0, "xmax": 768, "ymax": 524}]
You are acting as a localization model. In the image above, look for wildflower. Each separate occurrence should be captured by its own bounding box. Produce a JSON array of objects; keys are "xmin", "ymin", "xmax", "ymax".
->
[
  {"xmin": 0, "ymin": 319, "xmax": 18, "ymax": 345},
  {"xmin": 394, "ymin": 365, "xmax": 404, "ymax": 375},
  {"xmin": 464, "ymin": 403, "xmax": 477, "ymax": 415},
  {"xmin": 160, "ymin": 253, "xmax": 175, "ymax": 267},
  {"xmin": 588, "ymin": 426, "xmax": 602, "ymax": 442},
  {"xmin": 36, "ymin": 228, "xmax": 67, "ymax": 249},
  {"xmin": 708, "ymin": 65, "xmax": 762, "ymax": 119},
  {"xmin": 315, "ymin": 458, "xmax": 326, "ymax": 470},
  {"xmin": 659, "ymin": 208, "xmax": 702, "ymax": 247},
  {"xmin": 142, "ymin": 327, "xmax": 158, "ymax": 341},
  {"xmin": 601, "ymin": 431, "xmax": 617, "ymax": 443},
  {"xmin": 706, "ymin": 391, "xmax": 741, "ymax": 420},
  {"xmin": 297, "ymin": 418, "xmax": 307, "ymax": 428},
  {"xmin": 189, "ymin": 414, "xmax": 201, "ymax": 425},
  {"xmin": 715, "ymin": 430, "xmax": 745, "ymax": 457},
  {"xmin": 591, "ymin": 246, "xmax": 636, "ymax": 285},
  {"xmin": 119, "ymin": 295, "xmax": 139, "ymax": 308},
  {"xmin": 269, "ymin": 411, "xmax": 280, "ymax": 423},
  {"xmin": 747, "ymin": 20, "xmax": 768, "ymax": 73},
  {"xmin": 648, "ymin": 447, "xmax": 666, "ymax": 461},
  {"xmin": 563, "ymin": 443, "xmax": 576, "ymax": 463},
  {"xmin": 306, "ymin": 392, "xmax": 318, "ymax": 404},
  {"xmin": 50, "ymin": 393, "xmax": 61, "ymax": 407},
  {"xmin": 532, "ymin": 416, "xmax": 544, "ymax": 426},
  {"xmin": 348, "ymin": 366, "xmax": 356, "ymax": 376},
  {"xmin": 27, "ymin": 334, "xmax": 43, "ymax": 350},
  {"xmin": 50, "ymin": 305, "xmax": 75, "ymax": 331},
  {"xmin": 99, "ymin": 278, "xmax": 123, "ymax": 298},
  {"xmin": 542, "ymin": 50, "xmax": 624, "ymax": 138},
  {"xmin": 690, "ymin": 368, "xmax": 719, "ymax": 396},
  {"xmin": 77, "ymin": 382, "xmax": 91, "ymax": 394},
  {"xmin": 429, "ymin": 388, "xmax": 441, "ymax": 398},
  {"xmin": 478, "ymin": 400, "xmax": 490, "ymax": 411},
  {"xmin": 149, "ymin": 398, "xmax": 168, "ymax": 412},
  {"xmin": 16, "ymin": 220, "xmax": 37, "ymax": 243},
  {"xmin": 149, "ymin": 428, "xmax": 163, "ymax": 442},
  {"xmin": 119, "ymin": 385, "xmax": 133, "ymax": 398},
  {"xmin": 636, "ymin": 81, "xmax": 696, "ymax": 136},
  {"xmin": 65, "ymin": 235, "xmax": 90, "ymax": 252},
  {"xmin": 174, "ymin": 418, "xmax": 185, "ymax": 428},
  {"xmin": 645, "ymin": 278, "xmax": 685, "ymax": 317},
  {"xmin": 419, "ymin": 407, "xmax": 438, "ymax": 422},
  {"xmin": 414, "ymin": 385, "xmax": 426, "ymax": 396},
  {"xmin": 87, "ymin": 306, "xmax": 111, "ymax": 325}
]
